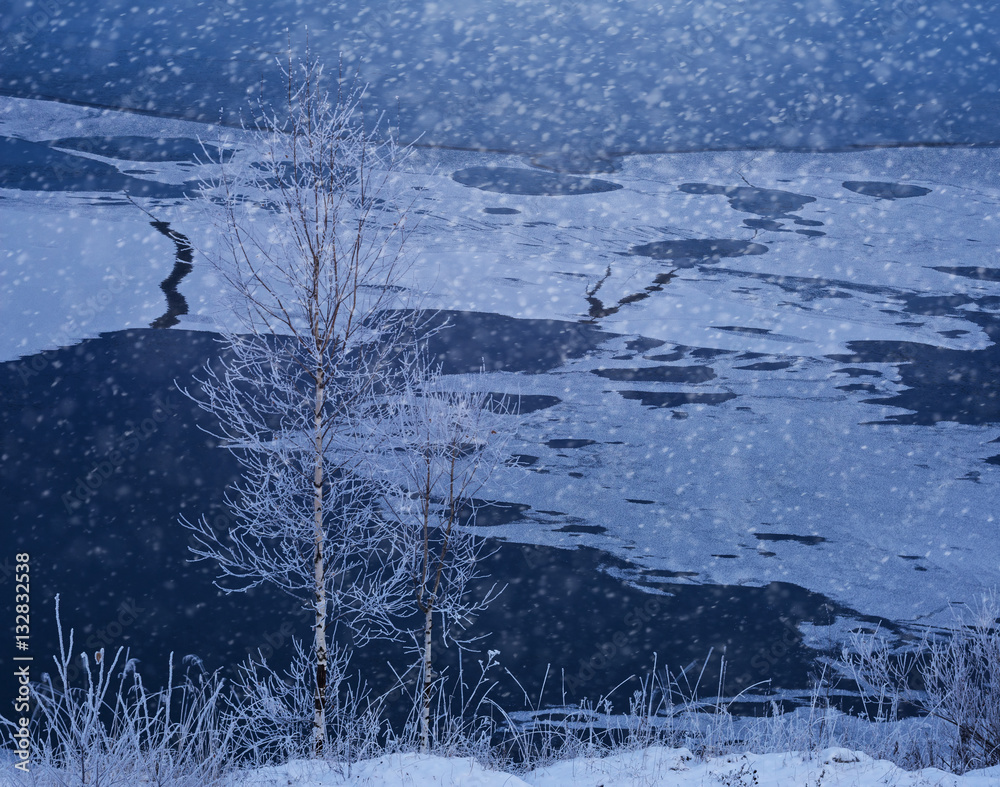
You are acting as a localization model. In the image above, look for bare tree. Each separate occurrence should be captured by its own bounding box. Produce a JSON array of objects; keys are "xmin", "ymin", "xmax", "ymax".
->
[
  {"xmin": 181, "ymin": 55, "xmax": 413, "ymax": 756},
  {"xmin": 365, "ymin": 359, "xmax": 515, "ymax": 752}
]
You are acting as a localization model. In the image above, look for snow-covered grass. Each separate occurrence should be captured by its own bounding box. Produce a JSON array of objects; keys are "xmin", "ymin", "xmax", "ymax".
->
[
  {"xmin": 12, "ymin": 742, "xmax": 1000, "ymax": 786},
  {"xmin": 0, "ymin": 598, "xmax": 232, "ymax": 786},
  {"xmin": 842, "ymin": 593, "xmax": 1000, "ymax": 772},
  {"xmin": 7, "ymin": 609, "xmax": 1000, "ymax": 786},
  {"xmin": 10, "ymin": 703, "xmax": 1000, "ymax": 787}
]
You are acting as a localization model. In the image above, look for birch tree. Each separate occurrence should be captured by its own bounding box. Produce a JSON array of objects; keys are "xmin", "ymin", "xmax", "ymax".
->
[
  {"xmin": 181, "ymin": 57, "xmax": 412, "ymax": 756},
  {"xmin": 366, "ymin": 361, "xmax": 515, "ymax": 752}
]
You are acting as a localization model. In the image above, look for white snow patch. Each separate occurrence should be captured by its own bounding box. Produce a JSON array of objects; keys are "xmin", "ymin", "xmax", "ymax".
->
[{"xmin": 234, "ymin": 748, "xmax": 1000, "ymax": 786}]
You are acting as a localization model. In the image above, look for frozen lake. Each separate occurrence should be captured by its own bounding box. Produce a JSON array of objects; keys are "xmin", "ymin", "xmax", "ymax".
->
[
  {"xmin": 2, "ymin": 26, "xmax": 1000, "ymax": 714},
  {"xmin": 2, "ymin": 1, "xmax": 999, "ymax": 152}
]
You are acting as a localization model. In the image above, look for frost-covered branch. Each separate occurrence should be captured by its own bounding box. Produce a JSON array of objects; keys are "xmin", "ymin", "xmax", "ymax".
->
[
  {"xmin": 362, "ymin": 358, "xmax": 518, "ymax": 752},
  {"xmin": 184, "ymin": 54, "xmax": 416, "ymax": 757}
]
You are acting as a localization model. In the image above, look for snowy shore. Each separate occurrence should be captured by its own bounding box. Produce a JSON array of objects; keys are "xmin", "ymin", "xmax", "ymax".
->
[{"xmin": 243, "ymin": 747, "xmax": 1000, "ymax": 786}]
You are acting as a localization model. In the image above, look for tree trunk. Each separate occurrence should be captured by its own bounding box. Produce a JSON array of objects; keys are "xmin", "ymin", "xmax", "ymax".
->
[
  {"xmin": 312, "ymin": 370, "xmax": 327, "ymax": 757},
  {"xmin": 421, "ymin": 605, "xmax": 433, "ymax": 753}
]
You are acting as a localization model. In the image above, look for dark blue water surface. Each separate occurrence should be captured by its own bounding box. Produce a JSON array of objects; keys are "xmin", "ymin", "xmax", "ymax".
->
[
  {"xmin": 2, "ymin": 1, "xmax": 999, "ymax": 153},
  {"xmin": 0, "ymin": 326, "xmax": 882, "ymax": 720}
]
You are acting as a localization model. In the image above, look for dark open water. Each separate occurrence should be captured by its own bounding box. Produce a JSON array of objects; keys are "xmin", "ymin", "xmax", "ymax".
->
[{"xmin": 0, "ymin": 325, "xmax": 887, "ymax": 724}]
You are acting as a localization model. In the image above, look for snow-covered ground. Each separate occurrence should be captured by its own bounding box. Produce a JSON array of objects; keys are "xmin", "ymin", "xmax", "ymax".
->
[
  {"xmin": 7, "ymin": 745, "xmax": 1000, "ymax": 785},
  {"xmin": 244, "ymin": 748, "xmax": 1000, "ymax": 786},
  {"xmin": 4, "ymin": 95, "xmax": 999, "ymax": 646}
]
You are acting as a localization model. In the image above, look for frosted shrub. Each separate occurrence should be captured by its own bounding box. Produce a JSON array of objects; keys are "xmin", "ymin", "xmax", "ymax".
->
[
  {"xmin": 841, "ymin": 591, "xmax": 1000, "ymax": 772},
  {"xmin": 226, "ymin": 638, "xmax": 386, "ymax": 772},
  {"xmin": 921, "ymin": 594, "xmax": 1000, "ymax": 770},
  {"xmin": 364, "ymin": 358, "xmax": 516, "ymax": 753}
]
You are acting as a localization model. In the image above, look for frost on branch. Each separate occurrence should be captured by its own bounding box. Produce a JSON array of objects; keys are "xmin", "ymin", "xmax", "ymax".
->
[
  {"xmin": 181, "ymin": 55, "xmax": 415, "ymax": 757},
  {"xmin": 363, "ymin": 357, "xmax": 517, "ymax": 752}
]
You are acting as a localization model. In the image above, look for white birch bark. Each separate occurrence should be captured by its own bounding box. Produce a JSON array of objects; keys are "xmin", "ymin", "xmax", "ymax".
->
[
  {"xmin": 364, "ymin": 360, "xmax": 518, "ymax": 753},
  {"xmin": 421, "ymin": 606, "xmax": 433, "ymax": 752},
  {"xmin": 313, "ymin": 370, "xmax": 327, "ymax": 754},
  {"xmin": 179, "ymin": 55, "xmax": 415, "ymax": 758}
]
